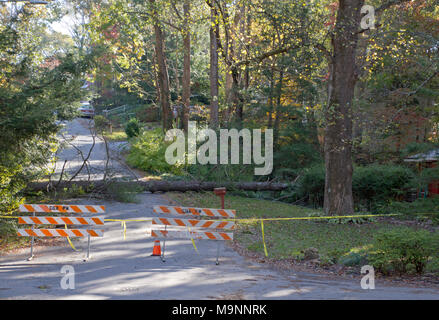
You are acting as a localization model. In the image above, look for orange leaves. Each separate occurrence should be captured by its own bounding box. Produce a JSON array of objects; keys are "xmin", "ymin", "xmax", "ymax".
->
[
  {"xmin": 103, "ymin": 24, "xmax": 120, "ymax": 40},
  {"xmin": 324, "ymin": 2, "xmax": 339, "ymax": 28}
]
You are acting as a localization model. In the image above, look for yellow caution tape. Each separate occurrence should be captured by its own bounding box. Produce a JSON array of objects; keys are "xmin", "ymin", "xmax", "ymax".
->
[
  {"xmin": 104, "ymin": 219, "xmax": 153, "ymax": 222},
  {"xmin": 0, "ymin": 212, "xmax": 420, "ymax": 258},
  {"xmin": 121, "ymin": 221, "xmax": 126, "ymax": 240},
  {"xmin": 0, "ymin": 213, "xmax": 407, "ymax": 223},
  {"xmin": 104, "ymin": 218, "xmax": 153, "ymax": 241},
  {"xmin": 260, "ymin": 220, "xmax": 268, "ymax": 257},
  {"xmin": 214, "ymin": 213, "xmax": 402, "ymax": 223},
  {"xmin": 65, "ymin": 224, "xmax": 81, "ymax": 252},
  {"xmin": 187, "ymin": 227, "xmax": 199, "ymax": 254}
]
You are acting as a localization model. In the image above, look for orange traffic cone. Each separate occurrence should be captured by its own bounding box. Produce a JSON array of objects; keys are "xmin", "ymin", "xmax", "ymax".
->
[{"xmin": 151, "ymin": 240, "xmax": 161, "ymax": 256}]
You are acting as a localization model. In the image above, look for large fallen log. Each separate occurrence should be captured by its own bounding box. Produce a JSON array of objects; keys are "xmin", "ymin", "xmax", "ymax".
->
[{"xmin": 26, "ymin": 180, "xmax": 290, "ymax": 193}]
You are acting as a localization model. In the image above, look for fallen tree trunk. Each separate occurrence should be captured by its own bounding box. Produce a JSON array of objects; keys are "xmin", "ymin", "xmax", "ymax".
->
[{"xmin": 26, "ymin": 180, "xmax": 289, "ymax": 193}]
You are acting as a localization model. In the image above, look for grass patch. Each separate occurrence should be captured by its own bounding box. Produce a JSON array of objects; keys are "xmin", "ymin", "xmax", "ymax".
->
[
  {"xmin": 165, "ymin": 192, "xmax": 431, "ymax": 266},
  {"xmin": 102, "ymin": 130, "xmax": 128, "ymax": 142}
]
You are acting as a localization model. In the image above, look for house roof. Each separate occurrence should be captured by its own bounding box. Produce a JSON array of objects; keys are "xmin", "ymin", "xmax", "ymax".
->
[{"xmin": 404, "ymin": 149, "xmax": 439, "ymax": 162}]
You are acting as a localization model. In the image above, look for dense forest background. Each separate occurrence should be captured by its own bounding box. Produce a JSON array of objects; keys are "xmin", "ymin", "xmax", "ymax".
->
[{"xmin": 1, "ymin": 0, "xmax": 439, "ymax": 216}]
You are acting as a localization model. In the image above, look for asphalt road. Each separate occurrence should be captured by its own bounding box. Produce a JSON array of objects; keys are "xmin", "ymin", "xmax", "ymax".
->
[
  {"xmin": 53, "ymin": 118, "xmax": 135, "ymax": 181},
  {"xmin": 1, "ymin": 119, "xmax": 439, "ymax": 300}
]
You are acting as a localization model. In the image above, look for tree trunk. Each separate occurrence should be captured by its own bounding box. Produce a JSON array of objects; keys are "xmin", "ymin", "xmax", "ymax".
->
[
  {"xmin": 267, "ymin": 37, "xmax": 276, "ymax": 129},
  {"xmin": 209, "ymin": 6, "xmax": 219, "ymax": 128},
  {"xmin": 267, "ymin": 63, "xmax": 275, "ymax": 129},
  {"xmin": 244, "ymin": 4, "xmax": 251, "ymax": 91},
  {"xmin": 182, "ymin": 0, "xmax": 191, "ymax": 133},
  {"xmin": 149, "ymin": 0, "xmax": 172, "ymax": 131},
  {"xmin": 27, "ymin": 180, "xmax": 289, "ymax": 193},
  {"xmin": 231, "ymin": 69, "xmax": 243, "ymax": 126},
  {"xmin": 273, "ymin": 65, "xmax": 284, "ymax": 149},
  {"xmin": 323, "ymin": 0, "xmax": 364, "ymax": 216}
]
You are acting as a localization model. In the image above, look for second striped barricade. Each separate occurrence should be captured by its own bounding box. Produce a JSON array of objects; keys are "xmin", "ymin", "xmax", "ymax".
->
[{"xmin": 151, "ymin": 205, "xmax": 236, "ymax": 264}]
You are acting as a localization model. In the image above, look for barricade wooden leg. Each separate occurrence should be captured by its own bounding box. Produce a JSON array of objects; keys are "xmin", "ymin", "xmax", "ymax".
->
[
  {"xmin": 161, "ymin": 225, "xmax": 167, "ymax": 262},
  {"xmin": 27, "ymin": 212, "xmax": 35, "ymax": 261},
  {"xmin": 84, "ymin": 233, "xmax": 91, "ymax": 262},
  {"xmin": 216, "ymin": 241, "xmax": 220, "ymax": 265}
]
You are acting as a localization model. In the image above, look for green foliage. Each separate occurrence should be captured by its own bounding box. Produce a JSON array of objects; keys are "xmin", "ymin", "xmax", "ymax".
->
[
  {"xmin": 368, "ymin": 228, "xmax": 439, "ymax": 275},
  {"xmin": 274, "ymin": 114, "xmax": 321, "ymax": 177},
  {"xmin": 124, "ymin": 118, "xmax": 141, "ymax": 138},
  {"xmin": 0, "ymin": 166, "xmax": 25, "ymax": 215},
  {"xmin": 377, "ymin": 198, "xmax": 439, "ymax": 222},
  {"xmin": 352, "ymin": 165, "xmax": 415, "ymax": 209},
  {"xmin": 339, "ymin": 251, "xmax": 368, "ymax": 267},
  {"xmin": 0, "ymin": 165, "xmax": 23, "ymax": 237},
  {"xmin": 0, "ymin": 7, "xmax": 98, "ymax": 215},
  {"xmin": 306, "ymin": 211, "xmax": 376, "ymax": 225},
  {"xmin": 400, "ymin": 142, "xmax": 439, "ymax": 159},
  {"xmin": 293, "ymin": 164, "xmax": 326, "ymax": 207},
  {"xmin": 408, "ymin": 167, "xmax": 439, "ymax": 193},
  {"xmin": 94, "ymin": 115, "xmax": 109, "ymax": 134},
  {"xmin": 0, "ymin": 219, "xmax": 18, "ymax": 238},
  {"xmin": 126, "ymin": 128, "xmax": 185, "ymax": 175},
  {"xmin": 61, "ymin": 184, "xmax": 86, "ymax": 198}
]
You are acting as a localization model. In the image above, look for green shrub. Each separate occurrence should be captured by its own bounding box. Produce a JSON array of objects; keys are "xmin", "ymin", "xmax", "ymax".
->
[
  {"xmin": 306, "ymin": 211, "xmax": 376, "ymax": 224},
  {"xmin": 353, "ymin": 165, "xmax": 414, "ymax": 209},
  {"xmin": 338, "ymin": 245, "xmax": 371, "ymax": 266},
  {"xmin": 377, "ymin": 198, "xmax": 439, "ymax": 221},
  {"xmin": 294, "ymin": 164, "xmax": 325, "ymax": 207},
  {"xmin": 126, "ymin": 128, "xmax": 186, "ymax": 175},
  {"xmin": 274, "ymin": 115, "xmax": 321, "ymax": 175},
  {"xmin": 0, "ymin": 166, "xmax": 25, "ymax": 236},
  {"xmin": 93, "ymin": 115, "xmax": 109, "ymax": 134},
  {"xmin": 368, "ymin": 227, "xmax": 439, "ymax": 275},
  {"xmin": 124, "ymin": 118, "xmax": 141, "ymax": 138},
  {"xmin": 0, "ymin": 219, "xmax": 17, "ymax": 238}
]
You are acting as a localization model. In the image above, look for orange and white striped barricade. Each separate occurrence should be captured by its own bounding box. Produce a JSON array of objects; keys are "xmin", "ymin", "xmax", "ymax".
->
[
  {"xmin": 17, "ymin": 204, "xmax": 105, "ymax": 261},
  {"xmin": 152, "ymin": 206, "xmax": 236, "ymax": 264}
]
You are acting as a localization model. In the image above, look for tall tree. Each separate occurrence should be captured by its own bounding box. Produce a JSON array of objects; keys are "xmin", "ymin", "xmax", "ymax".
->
[
  {"xmin": 149, "ymin": 0, "xmax": 172, "ymax": 131},
  {"xmin": 323, "ymin": 0, "xmax": 364, "ymax": 215},
  {"xmin": 209, "ymin": 1, "xmax": 219, "ymax": 128},
  {"xmin": 181, "ymin": 0, "xmax": 191, "ymax": 132},
  {"xmin": 322, "ymin": 0, "xmax": 418, "ymax": 215}
]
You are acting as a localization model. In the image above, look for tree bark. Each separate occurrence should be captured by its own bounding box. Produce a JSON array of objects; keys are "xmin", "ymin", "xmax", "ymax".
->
[
  {"xmin": 182, "ymin": 0, "xmax": 191, "ymax": 133},
  {"xmin": 267, "ymin": 63, "xmax": 275, "ymax": 129},
  {"xmin": 209, "ymin": 5, "xmax": 219, "ymax": 128},
  {"xmin": 149, "ymin": 0, "xmax": 172, "ymax": 131},
  {"xmin": 273, "ymin": 65, "xmax": 284, "ymax": 149},
  {"xmin": 323, "ymin": 0, "xmax": 364, "ymax": 215},
  {"xmin": 26, "ymin": 180, "xmax": 289, "ymax": 193}
]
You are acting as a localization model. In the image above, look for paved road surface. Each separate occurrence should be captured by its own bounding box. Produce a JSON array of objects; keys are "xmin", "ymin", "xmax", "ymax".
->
[{"xmin": 54, "ymin": 118, "xmax": 134, "ymax": 181}]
